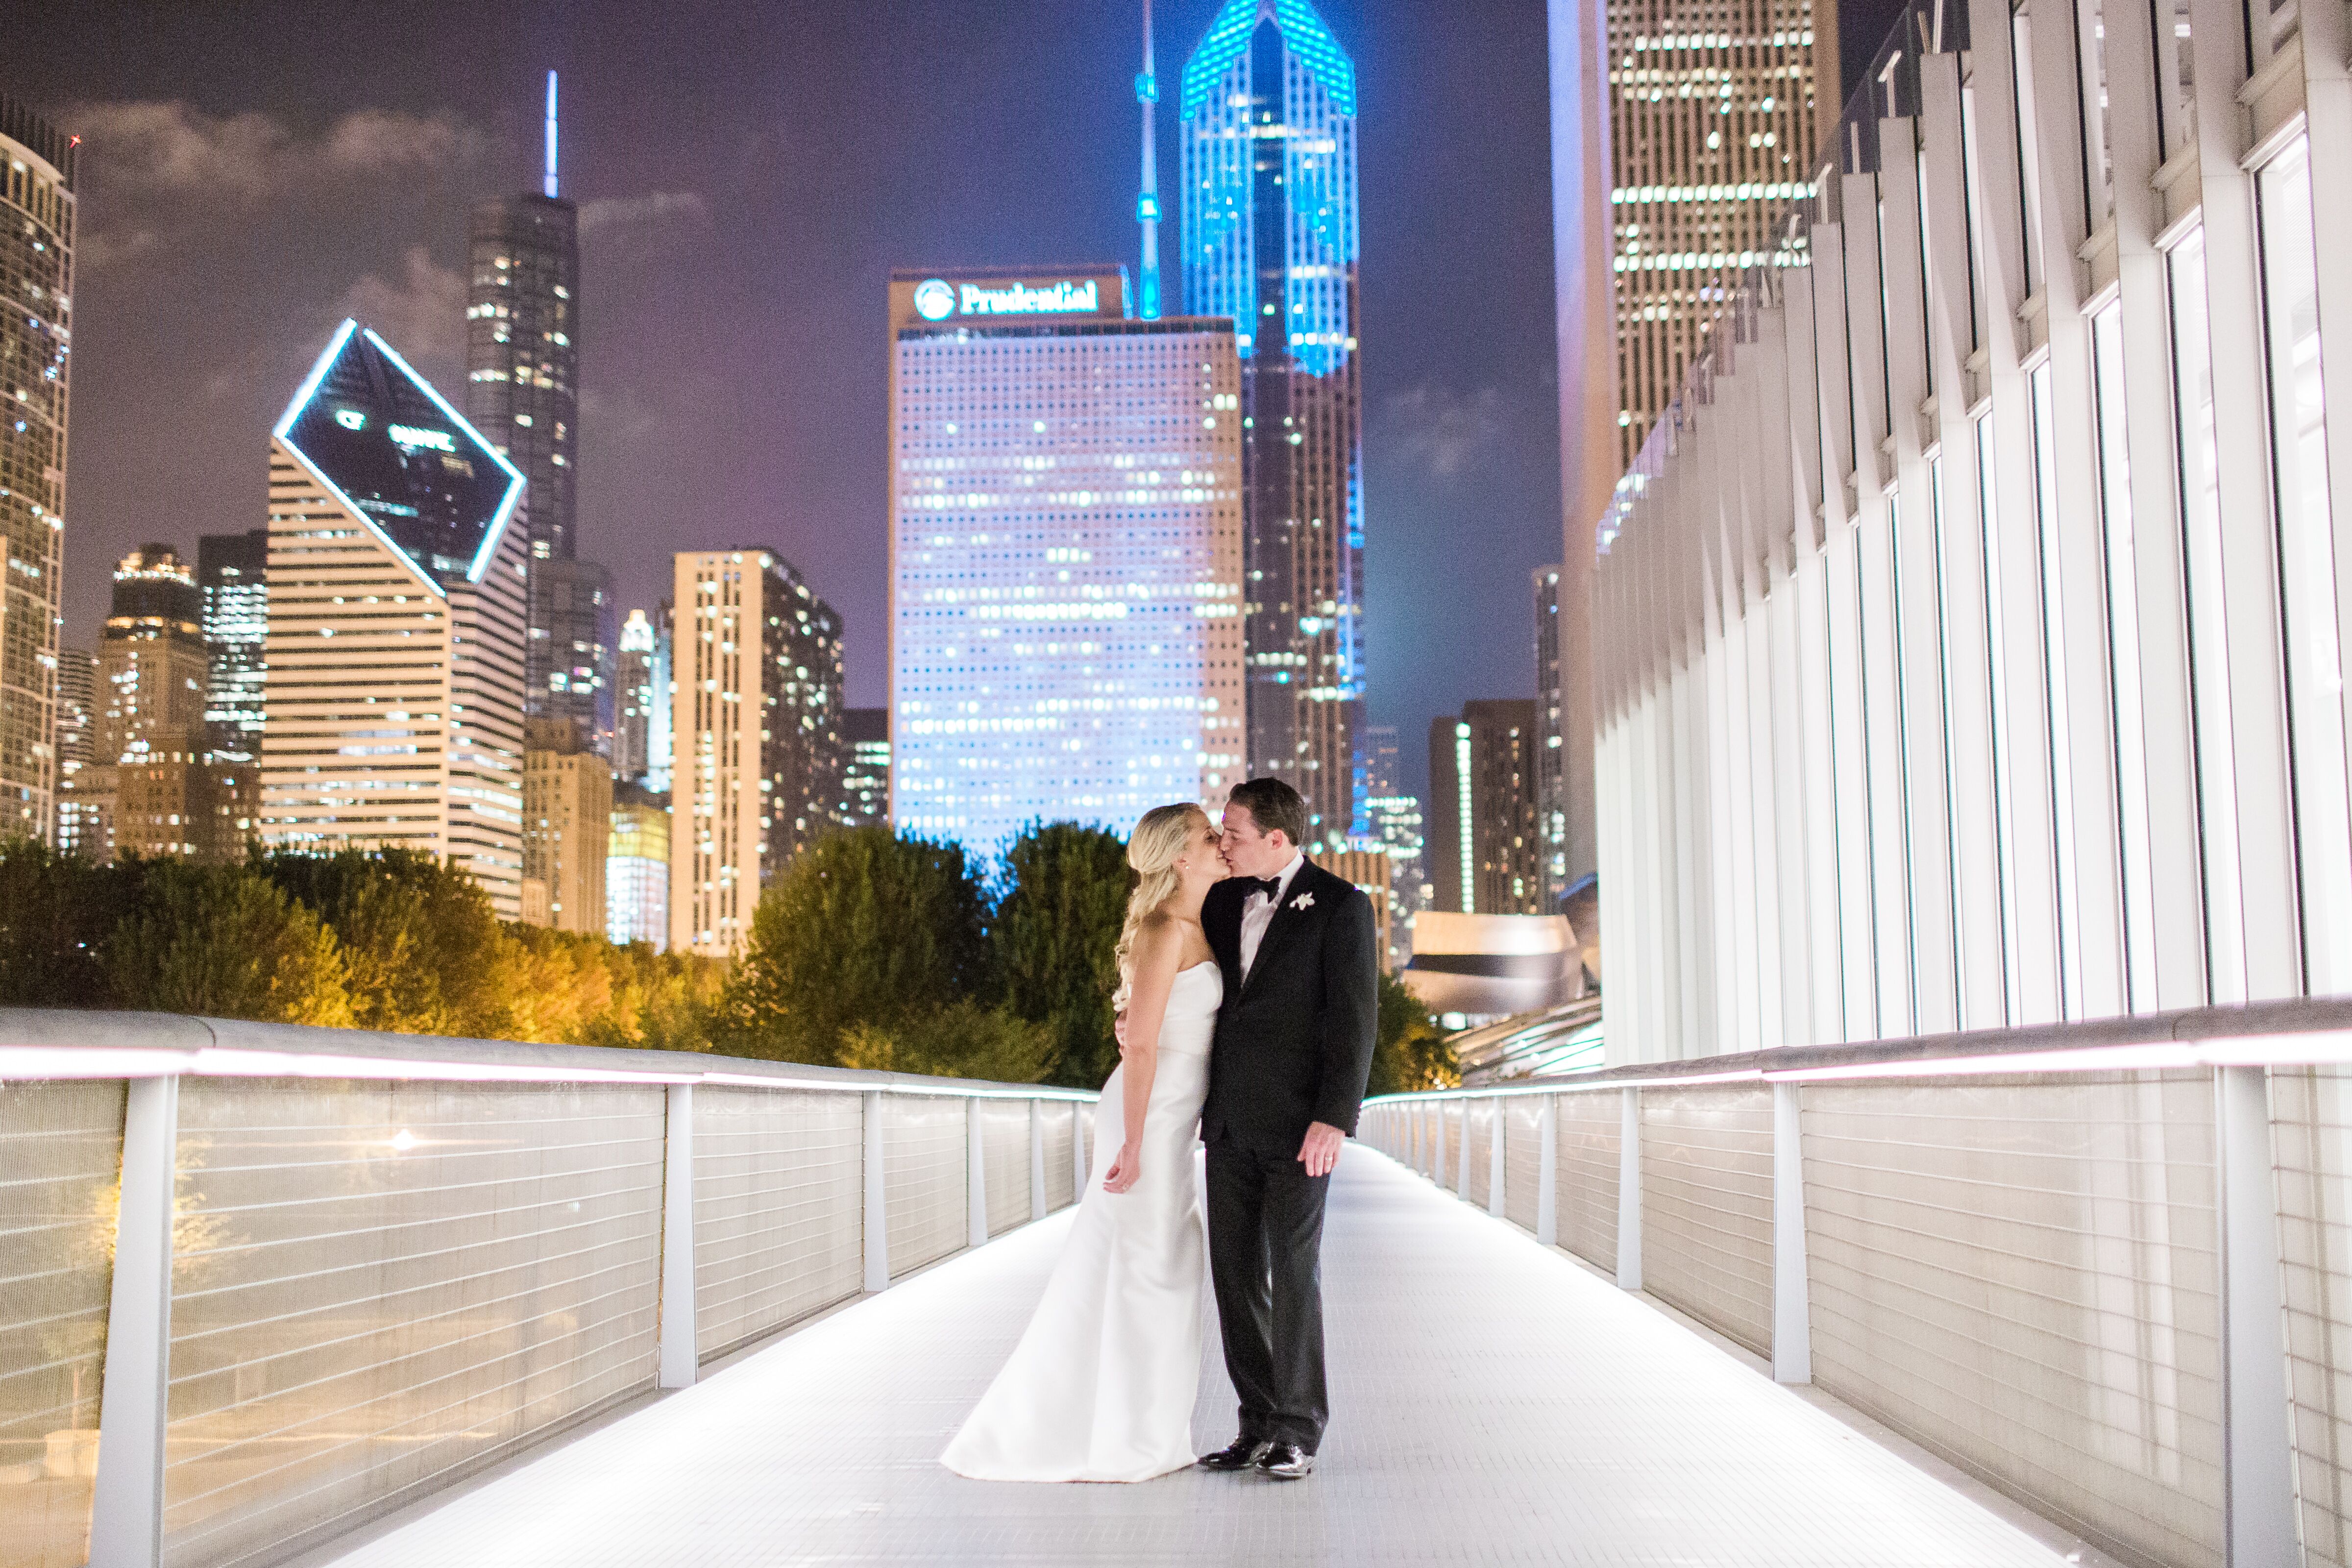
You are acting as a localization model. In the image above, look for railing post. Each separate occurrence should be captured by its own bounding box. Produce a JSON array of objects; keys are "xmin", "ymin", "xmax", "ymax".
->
[
  {"xmin": 90, "ymin": 1073, "xmax": 178, "ymax": 1568},
  {"xmin": 1455, "ymin": 1102, "xmax": 1472, "ymax": 1198},
  {"xmin": 1536, "ymin": 1095, "xmax": 1559, "ymax": 1247},
  {"xmin": 1770, "ymin": 1080, "xmax": 1811, "ymax": 1384},
  {"xmin": 1029, "ymin": 1098, "xmax": 1047, "ymax": 1222},
  {"xmin": 2217, "ymin": 1064, "xmax": 2297, "ymax": 1567},
  {"xmin": 1616, "ymin": 1086, "xmax": 1642, "ymax": 1291},
  {"xmin": 1488, "ymin": 1098, "xmax": 1507, "ymax": 1217},
  {"xmin": 658, "ymin": 1082, "xmax": 697, "ymax": 1390},
  {"xmin": 966, "ymin": 1097, "xmax": 989, "ymax": 1250},
  {"xmin": 862, "ymin": 1091, "xmax": 889, "ymax": 1293}
]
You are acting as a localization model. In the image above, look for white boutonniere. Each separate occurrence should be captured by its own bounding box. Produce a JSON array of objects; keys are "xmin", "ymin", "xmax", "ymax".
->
[{"xmin": 1291, "ymin": 892, "xmax": 1315, "ymax": 911}]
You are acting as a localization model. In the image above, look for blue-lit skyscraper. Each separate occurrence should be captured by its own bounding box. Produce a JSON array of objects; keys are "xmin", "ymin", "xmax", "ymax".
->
[{"xmin": 1179, "ymin": 0, "xmax": 1364, "ymax": 852}]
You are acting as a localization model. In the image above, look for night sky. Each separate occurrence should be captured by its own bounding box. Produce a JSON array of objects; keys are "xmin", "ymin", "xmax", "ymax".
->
[{"xmin": 20, "ymin": 0, "xmax": 1895, "ymax": 804}]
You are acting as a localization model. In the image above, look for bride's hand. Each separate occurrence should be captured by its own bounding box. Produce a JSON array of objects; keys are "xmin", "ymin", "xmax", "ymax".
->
[{"xmin": 1103, "ymin": 1141, "xmax": 1143, "ymax": 1194}]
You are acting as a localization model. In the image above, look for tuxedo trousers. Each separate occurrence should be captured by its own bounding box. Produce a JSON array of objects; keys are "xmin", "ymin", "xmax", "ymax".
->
[{"xmin": 1203, "ymin": 1135, "xmax": 1331, "ymax": 1452}]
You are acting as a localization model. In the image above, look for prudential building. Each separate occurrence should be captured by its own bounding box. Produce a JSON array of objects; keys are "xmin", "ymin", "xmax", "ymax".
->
[
  {"xmin": 1179, "ymin": 0, "xmax": 1365, "ymax": 852},
  {"xmin": 886, "ymin": 267, "xmax": 1244, "ymax": 856}
]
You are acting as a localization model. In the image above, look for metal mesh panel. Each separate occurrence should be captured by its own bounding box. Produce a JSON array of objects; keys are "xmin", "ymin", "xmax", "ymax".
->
[
  {"xmin": 1640, "ymin": 1086, "xmax": 1773, "ymax": 1356},
  {"xmin": 883, "ymin": 1097, "xmax": 967, "ymax": 1280},
  {"xmin": 161, "ymin": 1078, "xmax": 663, "ymax": 1568},
  {"xmin": 1463, "ymin": 1102, "xmax": 1491, "ymax": 1204},
  {"xmin": 1044, "ymin": 1102, "xmax": 1076, "ymax": 1211},
  {"xmin": 980, "ymin": 1101, "xmax": 1030, "ymax": 1237},
  {"xmin": 691, "ymin": 1088, "xmax": 861, "ymax": 1363},
  {"xmin": 1556, "ymin": 1090, "xmax": 1620, "ymax": 1270},
  {"xmin": 2271, "ymin": 1065, "xmax": 2352, "ymax": 1568},
  {"xmin": 1504, "ymin": 1098, "xmax": 1543, "ymax": 1231},
  {"xmin": 1443, "ymin": 1101, "xmax": 1465, "ymax": 1187},
  {"xmin": 1802, "ymin": 1074, "xmax": 2222, "ymax": 1568},
  {"xmin": 0, "ymin": 1079, "xmax": 123, "ymax": 1568}
]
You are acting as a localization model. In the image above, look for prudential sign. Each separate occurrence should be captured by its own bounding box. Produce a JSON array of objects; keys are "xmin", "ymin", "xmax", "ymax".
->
[{"xmin": 913, "ymin": 278, "xmax": 1101, "ymax": 321}]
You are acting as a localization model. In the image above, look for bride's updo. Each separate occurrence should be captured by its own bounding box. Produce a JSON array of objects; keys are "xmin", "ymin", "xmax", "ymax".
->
[{"xmin": 1111, "ymin": 803, "xmax": 1212, "ymax": 1013}]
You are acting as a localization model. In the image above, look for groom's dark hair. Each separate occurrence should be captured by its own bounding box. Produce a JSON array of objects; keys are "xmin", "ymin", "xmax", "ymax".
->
[{"xmin": 1227, "ymin": 777, "xmax": 1309, "ymax": 848}]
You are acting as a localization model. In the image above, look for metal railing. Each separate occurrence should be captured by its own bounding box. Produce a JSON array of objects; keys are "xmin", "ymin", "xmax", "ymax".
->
[
  {"xmin": 1361, "ymin": 996, "xmax": 2352, "ymax": 1568},
  {"xmin": 0, "ymin": 1009, "xmax": 1097, "ymax": 1568}
]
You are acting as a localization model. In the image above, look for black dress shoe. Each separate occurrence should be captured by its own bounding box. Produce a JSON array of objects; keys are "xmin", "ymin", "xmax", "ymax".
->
[
  {"xmin": 1197, "ymin": 1437, "xmax": 1271, "ymax": 1471},
  {"xmin": 1255, "ymin": 1442, "xmax": 1314, "ymax": 1479}
]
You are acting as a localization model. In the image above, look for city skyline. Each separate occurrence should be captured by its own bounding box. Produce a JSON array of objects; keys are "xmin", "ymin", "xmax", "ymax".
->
[{"xmin": 18, "ymin": 0, "xmax": 1565, "ymax": 806}]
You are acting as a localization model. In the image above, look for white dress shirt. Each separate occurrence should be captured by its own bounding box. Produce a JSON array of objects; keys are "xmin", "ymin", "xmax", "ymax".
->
[{"xmin": 1238, "ymin": 852, "xmax": 1307, "ymax": 982}]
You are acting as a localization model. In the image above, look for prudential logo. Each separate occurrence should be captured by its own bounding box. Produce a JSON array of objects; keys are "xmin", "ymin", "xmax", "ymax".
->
[{"xmin": 913, "ymin": 278, "xmax": 956, "ymax": 321}]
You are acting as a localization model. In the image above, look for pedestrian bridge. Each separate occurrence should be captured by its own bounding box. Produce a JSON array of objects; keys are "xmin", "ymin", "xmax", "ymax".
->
[{"xmin": 7, "ymin": 1003, "xmax": 2352, "ymax": 1568}]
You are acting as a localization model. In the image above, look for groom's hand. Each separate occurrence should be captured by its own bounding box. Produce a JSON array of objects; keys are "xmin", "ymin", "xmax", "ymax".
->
[{"xmin": 1298, "ymin": 1122, "xmax": 1345, "ymax": 1177}]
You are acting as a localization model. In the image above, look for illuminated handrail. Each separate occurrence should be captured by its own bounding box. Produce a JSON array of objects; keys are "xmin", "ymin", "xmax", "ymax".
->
[{"xmin": 1368, "ymin": 993, "xmax": 2352, "ymax": 1101}]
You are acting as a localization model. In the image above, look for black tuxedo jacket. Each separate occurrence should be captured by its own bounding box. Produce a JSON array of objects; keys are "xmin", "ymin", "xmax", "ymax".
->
[{"xmin": 1199, "ymin": 858, "xmax": 1380, "ymax": 1154}]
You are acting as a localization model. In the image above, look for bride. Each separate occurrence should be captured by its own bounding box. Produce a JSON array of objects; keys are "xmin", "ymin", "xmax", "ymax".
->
[{"xmin": 941, "ymin": 803, "xmax": 1225, "ymax": 1482}]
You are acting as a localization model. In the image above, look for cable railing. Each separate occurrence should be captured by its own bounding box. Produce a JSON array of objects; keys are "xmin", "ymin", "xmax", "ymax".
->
[
  {"xmin": 1360, "ymin": 996, "xmax": 2352, "ymax": 1568},
  {"xmin": 0, "ymin": 1010, "xmax": 1098, "ymax": 1568}
]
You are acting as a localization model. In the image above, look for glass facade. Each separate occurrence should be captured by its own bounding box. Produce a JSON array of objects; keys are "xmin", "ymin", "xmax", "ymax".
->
[
  {"xmin": 839, "ymin": 706, "xmax": 890, "ymax": 828},
  {"xmin": 0, "ymin": 100, "xmax": 72, "ymax": 842},
  {"xmin": 1589, "ymin": 0, "xmax": 2352, "ymax": 1059},
  {"xmin": 198, "ymin": 529, "xmax": 270, "ymax": 761},
  {"xmin": 888, "ymin": 277, "xmax": 1243, "ymax": 857},
  {"xmin": 614, "ymin": 607, "xmax": 657, "ymax": 784},
  {"xmin": 605, "ymin": 782, "xmax": 670, "ymax": 950},
  {"xmin": 1179, "ymin": 1, "xmax": 1365, "ymax": 850}
]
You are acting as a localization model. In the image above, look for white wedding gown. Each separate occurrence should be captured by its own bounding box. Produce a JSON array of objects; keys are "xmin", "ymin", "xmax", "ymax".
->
[{"xmin": 940, "ymin": 960, "xmax": 1220, "ymax": 1482}]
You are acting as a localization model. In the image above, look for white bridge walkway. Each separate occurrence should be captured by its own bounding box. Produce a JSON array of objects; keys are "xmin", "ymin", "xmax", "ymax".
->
[{"xmin": 305, "ymin": 1148, "xmax": 2094, "ymax": 1568}]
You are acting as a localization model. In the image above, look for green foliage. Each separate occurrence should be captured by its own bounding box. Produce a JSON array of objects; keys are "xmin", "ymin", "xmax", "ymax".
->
[
  {"xmin": 1366, "ymin": 969, "xmax": 1459, "ymax": 1096},
  {"xmin": 712, "ymin": 826, "xmax": 994, "ymax": 1064},
  {"xmin": 838, "ymin": 1000, "xmax": 1055, "ymax": 1083},
  {"xmin": 993, "ymin": 822, "xmax": 1132, "ymax": 1087},
  {"xmin": 255, "ymin": 849, "xmax": 510, "ymax": 1037},
  {"xmin": 0, "ymin": 841, "xmax": 148, "ymax": 1007},
  {"xmin": 107, "ymin": 861, "xmax": 355, "ymax": 1026}
]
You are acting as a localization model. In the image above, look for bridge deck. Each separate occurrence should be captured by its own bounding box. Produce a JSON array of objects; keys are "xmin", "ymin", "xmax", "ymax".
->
[{"xmin": 313, "ymin": 1147, "xmax": 2083, "ymax": 1567}]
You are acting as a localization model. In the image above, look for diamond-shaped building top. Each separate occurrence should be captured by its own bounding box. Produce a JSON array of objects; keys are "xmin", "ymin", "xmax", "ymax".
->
[{"xmin": 275, "ymin": 320, "xmax": 525, "ymax": 594}]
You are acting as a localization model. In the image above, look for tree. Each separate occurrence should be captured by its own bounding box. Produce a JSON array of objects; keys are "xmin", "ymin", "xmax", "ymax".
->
[
  {"xmin": 712, "ymin": 827, "xmax": 994, "ymax": 1064},
  {"xmin": 0, "ymin": 841, "xmax": 147, "ymax": 1007},
  {"xmin": 1366, "ymin": 969, "xmax": 1459, "ymax": 1096},
  {"xmin": 108, "ymin": 862, "xmax": 354, "ymax": 1026},
  {"xmin": 838, "ymin": 1000, "xmax": 1054, "ymax": 1083},
  {"xmin": 993, "ymin": 822, "xmax": 1132, "ymax": 1087},
  {"xmin": 257, "ymin": 849, "xmax": 511, "ymax": 1036}
]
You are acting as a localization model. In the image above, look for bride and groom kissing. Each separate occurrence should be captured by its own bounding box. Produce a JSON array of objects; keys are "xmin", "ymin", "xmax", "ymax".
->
[{"xmin": 942, "ymin": 776, "xmax": 1381, "ymax": 1484}]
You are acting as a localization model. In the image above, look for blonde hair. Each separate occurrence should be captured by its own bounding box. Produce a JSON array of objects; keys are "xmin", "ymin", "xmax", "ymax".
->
[{"xmin": 1112, "ymin": 803, "xmax": 1212, "ymax": 1013}]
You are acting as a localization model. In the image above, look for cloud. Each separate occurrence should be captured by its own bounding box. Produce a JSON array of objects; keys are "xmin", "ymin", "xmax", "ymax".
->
[
  {"xmin": 578, "ymin": 190, "xmax": 713, "ymax": 237},
  {"xmin": 75, "ymin": 227, "xmax": 160, "ymax": 272},
  {"xmin": 339, "ymin": 245, "xmax": 468, "ymax": 367},
  {"xmin": 66, "ymin": 99, "xmax": 478, "ymax": 203},
  {"xmin": 1378, "ymin": 384, "xmax": 1512, "ymax": 479}
]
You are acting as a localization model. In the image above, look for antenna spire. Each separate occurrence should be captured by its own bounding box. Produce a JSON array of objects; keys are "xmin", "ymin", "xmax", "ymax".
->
[
  {"xmin": 1136, "ymin": 0, "xmax": 1160, "ymax": 318},
  {"xmin": 543, "ymin": 70, "xmax": 560, "ymax": 198}
]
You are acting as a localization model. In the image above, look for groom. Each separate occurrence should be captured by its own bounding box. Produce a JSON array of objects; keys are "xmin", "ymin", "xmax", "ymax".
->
[{"xmin": 1194, "ymin": 777, "xmax": 1378, "ymax": 1480}]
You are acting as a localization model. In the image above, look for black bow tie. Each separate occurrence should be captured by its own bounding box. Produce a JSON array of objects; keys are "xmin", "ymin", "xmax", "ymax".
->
[{"xmin": 1243, "ymin": 876, "xmax": 1283, "ymax": 900}]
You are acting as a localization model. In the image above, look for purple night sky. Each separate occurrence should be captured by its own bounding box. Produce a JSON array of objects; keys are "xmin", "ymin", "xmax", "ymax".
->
[{"xmin": 18, "ymin": 0, "xmax": 1894, "ymax": 802}]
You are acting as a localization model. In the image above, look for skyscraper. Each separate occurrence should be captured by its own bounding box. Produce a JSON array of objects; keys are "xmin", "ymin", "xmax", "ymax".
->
[
  {"xmin": 840, "ymin": 707, "xmax": 890, "ymax": 829},
  {"xmin": 198, "ymin": 528, "xmax": 270, "ymax": 760},
  {"xmin": 521, "ymin": 718, "xmax": 610, "ymax": 932},
  {"xmin": 261, "ymin": 319, "xmax": 530, "ymax": 915},
  {"xmin": 1179, "ymin": 0, "xmax": 1364, "ymax": 852},
  {"xmin": 1532, "ymin": 564, "xmax": 1569, "ymax": 907},
  {"xmin": 1, "ymin": 99, "xmax": 74, "ymax": 841},
  {"xmin": 1428, "ymin": 701, "xmax": 1543, "ymax": 916},
  {"xmin": 614, "ymin": 607, "xmax": 658, "ymax": 783},
  {"xmin": 1362, "ymin": 722, "xmax": 1425, "ymax": 968},
  {"xmin": 670, "ymin": 550, "xmax": 844, "ymax": 957},
  {"xmin": 1604, "ymin": 0, "xmax": 1832, "ymax": 471},
  {"xmin": 886, "ymin": 266, "xmax": 1243, "ymax": 855},
  {"xmin": 606, "ymin": 780, "xmax": 669, "ymax": 949},
  {"xmin": 466, "ymin": 76, "xmax": 610, "ymax": 752},
  {"xmin": 52, "ymin": 648, "xmax": 109, "ymax": 860},
  {"xmin": 98, "ymin": 544, "xmax": 207, "ymax": 765}
]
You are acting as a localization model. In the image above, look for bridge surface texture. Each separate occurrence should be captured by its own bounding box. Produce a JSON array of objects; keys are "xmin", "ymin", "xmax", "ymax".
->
[{"xmin": 309, "ymin": 1147, "xmax": 2082, "ymax": 1567}]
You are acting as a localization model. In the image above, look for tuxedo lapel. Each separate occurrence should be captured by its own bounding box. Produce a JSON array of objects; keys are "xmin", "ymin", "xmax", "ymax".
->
[{"xmin": 1241, "ymin": 862, "xmax": 1319, "ymax": 999}]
